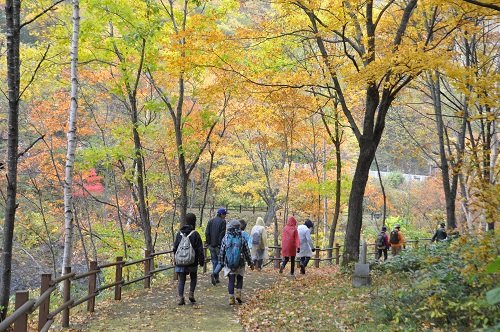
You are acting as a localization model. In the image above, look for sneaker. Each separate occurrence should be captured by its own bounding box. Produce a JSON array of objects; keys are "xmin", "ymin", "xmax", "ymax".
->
[
  {"xmin": 210, "ymin": 273, "xmax": 217, "ymax": 286},
  {"xmin": 300, "ymin": 266, "xmax": 305, "ymax": 274},
  {"xmin": 279, "ymin": 266, "xmax": 284, "ymax": 274},
  {"xmin": 215, "ymin": 278, "xmax": 220, "ymax": 284},
  {"xmin": 229, "ymin": 296, "xmax": 236, "ymax": 305},
  {"xmin": 177, "ymin": 296, "xmax": 185, "ymax": 305},
  {"xmin": 188, "ymin": 292, "xmax": 196, "ymax": 303}
]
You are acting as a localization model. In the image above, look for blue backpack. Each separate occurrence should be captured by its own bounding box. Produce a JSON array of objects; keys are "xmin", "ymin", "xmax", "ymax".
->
[{"xmin": 225, "ymin": 233, "xmax": 243, "ymax": 269}]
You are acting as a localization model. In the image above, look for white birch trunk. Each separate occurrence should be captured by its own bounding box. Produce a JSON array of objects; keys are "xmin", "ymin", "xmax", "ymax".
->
[{"xmin": 62, "ymin": 0, "xmax": 80, "ymax": 273}]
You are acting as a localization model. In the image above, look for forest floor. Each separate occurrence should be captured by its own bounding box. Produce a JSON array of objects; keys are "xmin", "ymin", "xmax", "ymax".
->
[{"xmin": 69, "ymin": 267, "xmax": 278, "ymax": 332}]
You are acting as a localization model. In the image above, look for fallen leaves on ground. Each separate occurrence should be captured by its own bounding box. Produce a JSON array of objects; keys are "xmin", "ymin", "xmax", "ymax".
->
[{"xmin": 238, "ymin": 266, "xmax": 376, "ymax": 332}]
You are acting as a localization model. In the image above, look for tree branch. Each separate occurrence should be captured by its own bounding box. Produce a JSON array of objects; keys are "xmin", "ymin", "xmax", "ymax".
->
[{"xmin": 20, "ymin": 0, "xmax": 65, "ymax": 29}]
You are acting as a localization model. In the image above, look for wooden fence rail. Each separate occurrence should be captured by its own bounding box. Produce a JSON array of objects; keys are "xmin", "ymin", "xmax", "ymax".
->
[{"xmin": 0, "ymin": 249, "xmax": 174, "ymax": 332}]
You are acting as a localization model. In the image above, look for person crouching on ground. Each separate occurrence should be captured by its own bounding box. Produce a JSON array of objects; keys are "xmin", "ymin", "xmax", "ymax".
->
[
  {"xmin": 280, "ymin": 216, "xmax": 300, "ymax": 276},
  {"xmin": 297, "ymin": 219, "xmax": 315, "ymax": 274},
  {"xmin": 431, "ymin": 223, "xmax": 448, "ymax": 243},
  {"xmin": 173, "ymin": 213, "xmax": 204, "ymax": 305},
  {"xmin": 216, "ymin": 219, "xmax": 254, "ymax": 305}
]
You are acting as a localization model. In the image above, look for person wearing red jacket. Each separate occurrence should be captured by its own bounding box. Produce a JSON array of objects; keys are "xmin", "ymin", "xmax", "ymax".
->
[{"xmin": 279, "ymin": 216, "xmax": 300, "ymax": 276}]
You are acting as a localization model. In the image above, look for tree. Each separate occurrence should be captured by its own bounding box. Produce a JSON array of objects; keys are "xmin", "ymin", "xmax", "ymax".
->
[{"xmin": 61, "ymin": 0, "xmax": 81, "ymax": 274}]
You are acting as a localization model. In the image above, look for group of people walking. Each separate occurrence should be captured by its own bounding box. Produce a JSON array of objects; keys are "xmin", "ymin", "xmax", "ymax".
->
[
  {"xmin": 173, "ymin": 209, "xmax": 317, "ymax": 305},
  {"xmin": 375, "ymin": 222, "xmax": 448, "ymax": 261}
]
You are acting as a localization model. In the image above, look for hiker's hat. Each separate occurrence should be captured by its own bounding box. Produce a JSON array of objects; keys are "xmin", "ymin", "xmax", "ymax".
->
[
  {"xmin": 217, "ymin": 208, "xmax": 228, "ymax": 215},
  {"xmin": 395, "ymin": 224, "xmax": 401, "ymax": 229}
]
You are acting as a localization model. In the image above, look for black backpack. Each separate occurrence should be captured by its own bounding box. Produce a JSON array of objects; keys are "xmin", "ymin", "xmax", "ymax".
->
[
  {"xmin": 376, "ymin": 233, "xmax": 385, "ymax": 248},
  {"xmin": 389, "ymin": 230, "xmax": 399, "ymax": 244}
]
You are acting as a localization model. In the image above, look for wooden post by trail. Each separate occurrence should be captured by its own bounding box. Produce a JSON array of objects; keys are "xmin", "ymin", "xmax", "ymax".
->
[
  {"xmin": 38, "ymin": 273, "xmax": 51, "ymax": 331},
  {"xmin": 335, "ymin": 243, "xmax": 340, "ymax": 265},
  {"xmin": 87, "ymin": 261, "xmax": 97, "ymax": 312},
  {"xmin": 274, "ymin": 248, "xmax": 281, "ymax": 269},
  {"xmin": 114, "ymin": 257, "xmax": 123, "ymax": 300},
  {"xmin": 203, "ymin": 243, "xmax": 208, "ymax": 274},
  {"xmin": 144, "ymin": 250, "xmax": 151, "ymax": 289},
  {"xmin": 314, "ymin": 247, "xmax": 320, "ymax": 268},
  {"xmin": 14, "ymin": 291, "xmax": 29, "ymax": 332},
  {"xmin": 62, "ymin": 266, "xmax": 71, "ymax": 327}
]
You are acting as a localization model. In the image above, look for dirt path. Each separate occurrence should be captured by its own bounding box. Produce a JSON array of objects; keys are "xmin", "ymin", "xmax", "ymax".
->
[{"xmin": 72, "ymin": 269, "xmax": 277, "ymax": 332}]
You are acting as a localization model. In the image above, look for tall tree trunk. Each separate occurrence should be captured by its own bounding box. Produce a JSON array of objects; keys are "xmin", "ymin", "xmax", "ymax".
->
[
  {"xmin": 374, "ymin": 156, "xmax": 387, "ymax": 225},
  {"xmin": 0, "ymin": 0, "xmax": 21, "ymax": 320},
  {"xmin": 343, "ymin": 142, "xmax": 376, "ymax": 263},
  {"xmin": 327, "ymin": 113, "xmax": 342, "ymax": 253},
  {"xmin": 61, "ymin": 0, "xmax": 81, "ymax": 274},
  {"xmin": 200, "ymin": 150, "xmax": 215, "ymax": 227},
  {"xmin": 430, "ymin": 73, "xmax": 458, "ymax": 229}
]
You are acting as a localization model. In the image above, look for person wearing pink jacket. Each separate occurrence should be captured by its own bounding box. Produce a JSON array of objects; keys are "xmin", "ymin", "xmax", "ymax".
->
[{"xmin": 279, "ymin": 216, "xmax": 300, "ymax": 276}]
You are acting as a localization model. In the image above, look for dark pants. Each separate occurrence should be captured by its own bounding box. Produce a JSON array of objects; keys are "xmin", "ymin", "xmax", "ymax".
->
[
  {"xmin": 281, "ymin": 256, "xmax": 295, "ymax": 275},
  {"xmin": 253, "ymin": 259, "xmax": 264, "ymax": 269},
  {"xmin": 228, "ymin": 274, "xmax": 243, "ymax": 295},
  {"xmin": 299, "ymin": 256, "xmax": 311, "ymax": 267},
  {"xmin": 209, "ymin": 246, "xmax": 220, "ymax": 280},
  {"xmin": 178, "ymin": 272, "xmax": 197, "ymax": 297},
  {"xmin": 377, "ymin": 248, "xmax": 388, "ymax": 261}
]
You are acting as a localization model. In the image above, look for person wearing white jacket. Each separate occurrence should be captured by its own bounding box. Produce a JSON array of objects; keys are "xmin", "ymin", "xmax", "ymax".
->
[
  {"xmin": 297, "ymin": 219, "xmax": 315, "ymax": 274},
  {"xmin": 250, "ymin": 217, "xmax": 268, "ymax": 270}
]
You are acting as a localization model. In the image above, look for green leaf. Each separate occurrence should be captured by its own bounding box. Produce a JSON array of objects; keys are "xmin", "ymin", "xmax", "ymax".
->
[
  {"xmin": 486, "ymin": 287, "xmax": 500, "ymax": 305},
  {"xmin": 486, "ymin": 257, "xmax": 500, "ymax": 274}
]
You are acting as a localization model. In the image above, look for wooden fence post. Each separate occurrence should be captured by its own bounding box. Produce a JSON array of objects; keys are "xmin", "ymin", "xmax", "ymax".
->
[
  {"xmin": 38, "ymin": 273, "xmax": 51, "ymax": 331},
  {"xmin": 414, "ymin": 239, "xmax": 419, "ymax": 249},
  {"xmin": 144, "ymin": 250, "xmax": 151, "ymax": 289},
  {"xmin": 326, "ymin": 247, "xmax": 333, "ymax": 265},
  {"xmin": 62, "ymin": 267, "xmax": 71, "ymax": 328},
  {"xmin": 374, "ymin": 243, "xmax": 378, "ymax": 260},
  {"xmin": 115, "ymin": 257, "xmax": 123, "ymax": 300},
  {"xmin": 87, "ymin": 261, "xmax": 97, "ymax": 312},
  {"xmin": 335, "ymin": 243, "xmax": 340, "ymax": 265},
  {"xmin": 274, "ymin": 247, "xmax": 281, "ymax": 269},
  {"xmin": 13, "ymin": 291, "xmax": 29, "ymax": 332},
  {"xmin": 314, "ymin": 247, "xmax": 320, "ymax": 268},
  {"xmin": 203, "ymin": 244, "xmax": 208, "ymax": 273}
]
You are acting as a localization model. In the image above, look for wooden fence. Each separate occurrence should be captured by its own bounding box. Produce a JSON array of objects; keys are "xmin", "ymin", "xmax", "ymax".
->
[
  {"xmin": 0, "ymin": 249, "xmax": 174, "ymax": 332},
  {"xmin": 1, "ymin": 238, "xmax": 432, "ymax": 331}
]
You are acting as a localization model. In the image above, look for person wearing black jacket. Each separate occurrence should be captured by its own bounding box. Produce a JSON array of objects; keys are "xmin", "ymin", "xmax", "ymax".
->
[
  {"xmin": 431, "ymin": 223, "xmax": 448, "ymax": 242},
  {"xmin": 205, "ymin": 208, "xmax": 227, "ymax": 283},
  {"xmin": 173, "ymin": 213, "xmax": 204, "ymax": 305}
]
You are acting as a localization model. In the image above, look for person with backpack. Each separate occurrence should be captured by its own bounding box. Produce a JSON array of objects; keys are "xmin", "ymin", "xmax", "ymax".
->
[
  {"xmin": 376, "ymin": 226, "xmax": 390, "ymax": 261},
  {"xmin": 239, "ymin": 219, "xmax": 253, "ymax": 250},
  {"xmin": 279, "ymin": 216, "xmax": 300, "ymax": 276},
  {"xmin": 250, "ymin": 217, "xmax": 268, "ymax": 270},
  {"xmin": 215, "ymin": 219, "xmax": 254, "ymax": 305},
  {"xmin": 389, "ymin": 224, "xmax": 405, "ymax": 256},
  {"xmin": 173, "ymin": 213, "xmax": 205, "ymax": 305},
  {"xmin": 431, "ymin": 223, "xmax": 448, "ymax": 242},
  {"xmin": 205, "ymin": 208, "xmax": 227, "ymax": 284},
  {"xmin": 297, "ymin": 219, "xmax": 315, "ymax": 274}
]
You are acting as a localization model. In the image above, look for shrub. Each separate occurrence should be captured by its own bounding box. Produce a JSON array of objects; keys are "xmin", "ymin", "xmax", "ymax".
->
[{"xmin": 371, "ymin": 233, "xmax": 500, "ymax": 330}]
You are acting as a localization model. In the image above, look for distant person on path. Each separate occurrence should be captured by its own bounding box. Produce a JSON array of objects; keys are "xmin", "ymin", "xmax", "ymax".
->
[
  {"xmin": 389, "ymin": 224, "xmax": 405, "ymax": 256},
  {"xmin": 250, "ymin": 217, "xmax": 268, "ymax": 270},
  {"xmin": 280, "ymin": 216, "xmax": 300, "ymax": 276},
  {"xmin": 431, "ymin": 223, "xmax": 448, "ymax": 242},
  {"xmin": 376, "ymin": 226, "xmax": 390, "ymax": 261},
  {"xmin": 205, "ymin": 208, "xmax": 227, "ymax": 284},
  {"xmin": 173, "ymin": 213, "xmax": 205, "ymax": 305},
  {"xmin": 240, "ymin": 219, "xmax": 253, "ymax": 250},
  {"xmin": 216, "ymin": 219, "xmax": 254, "ymax": 305},
  {"xmin": 297, "ymin": 219, "xmax": 315, "ymax": 274}
]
